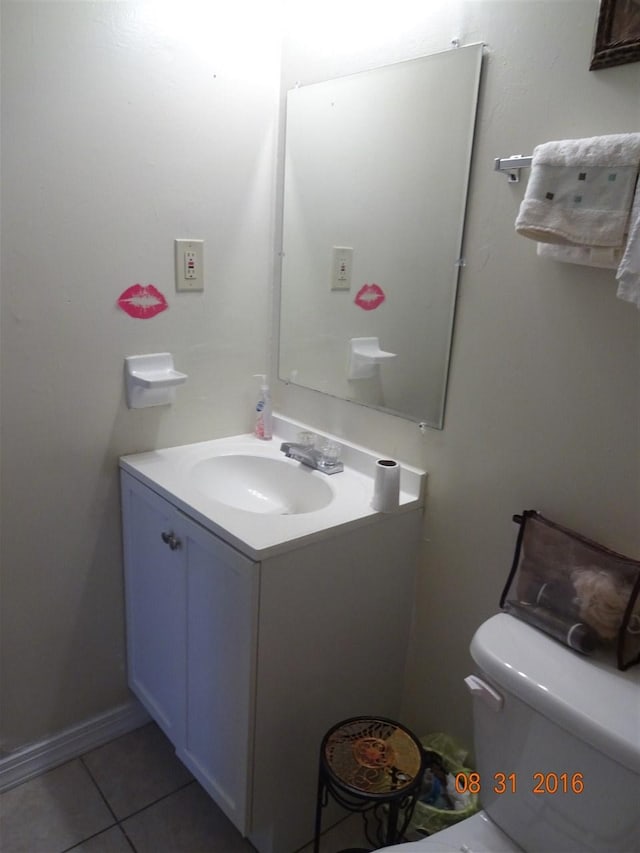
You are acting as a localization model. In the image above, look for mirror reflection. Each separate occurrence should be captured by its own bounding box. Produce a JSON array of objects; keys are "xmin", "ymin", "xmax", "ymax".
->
[{"xmin": 278, "ymin": 44, "xmax": 483, "ymax": 427}]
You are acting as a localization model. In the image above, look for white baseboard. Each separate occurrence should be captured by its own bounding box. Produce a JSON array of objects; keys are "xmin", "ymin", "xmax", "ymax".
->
[{"xmin": 0, "ymin": 699, "xmax": 150, "ymax": 793}]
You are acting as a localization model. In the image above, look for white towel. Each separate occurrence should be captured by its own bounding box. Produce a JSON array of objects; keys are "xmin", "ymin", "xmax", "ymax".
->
[
  {"xmin": 616, "ymin": 182, "xmax": 640, "ymax": 308},
  {"xmin": 537, "ymin": 243, "xmax": 622, "ymax": 269},
  {"xmin": 515, "ymin": 134, "xmax": 640, "ymax": 247}
]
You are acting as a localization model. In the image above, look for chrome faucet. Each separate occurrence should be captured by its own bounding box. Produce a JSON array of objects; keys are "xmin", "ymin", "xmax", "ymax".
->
[{"xmin": 279, "ymin": 441, "xmax": 344, "ymax": 475}]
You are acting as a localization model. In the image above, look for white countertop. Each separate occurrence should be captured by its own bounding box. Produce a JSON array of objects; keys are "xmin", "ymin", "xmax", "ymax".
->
[{"xmin": 120, "ymin": 414, "xmax": 426, "ymax": 560}]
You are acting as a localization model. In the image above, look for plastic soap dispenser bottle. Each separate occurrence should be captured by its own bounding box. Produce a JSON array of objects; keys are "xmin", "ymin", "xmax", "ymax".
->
[{"xmin": 253, "ymin": 374, "xmax": 273, "ymax": 440}]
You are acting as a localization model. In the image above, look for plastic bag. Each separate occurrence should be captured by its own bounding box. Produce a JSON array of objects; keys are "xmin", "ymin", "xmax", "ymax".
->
[{"xmin": 410, "ymin": 733, "xmax": 479, "ymax": 836}]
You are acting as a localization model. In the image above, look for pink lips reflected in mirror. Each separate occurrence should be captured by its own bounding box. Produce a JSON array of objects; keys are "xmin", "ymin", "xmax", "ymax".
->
[{"xmin": 354, "ymin": 283, "xmax": 385, "ymax": 311}]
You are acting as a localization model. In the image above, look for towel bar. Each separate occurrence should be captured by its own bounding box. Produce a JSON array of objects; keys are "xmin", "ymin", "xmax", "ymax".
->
[{"xmin": 494, "ymin": 154, "xmax": 532, "ymax": 182}]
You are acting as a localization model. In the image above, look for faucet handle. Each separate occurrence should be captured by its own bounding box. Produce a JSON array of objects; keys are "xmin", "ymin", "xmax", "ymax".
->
[
  {"xmin": 296, "ymin": 430, "xmax": 316, "ymax": 447},
  {"xmin": 318, "ymin": 440, "xmax": 341, "ymax": 469}
]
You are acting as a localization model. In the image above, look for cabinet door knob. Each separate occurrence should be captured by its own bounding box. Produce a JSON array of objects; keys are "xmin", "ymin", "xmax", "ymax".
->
[{"xmin": 161, "ymin": 531, "xmax": 182, "ymax": 551}]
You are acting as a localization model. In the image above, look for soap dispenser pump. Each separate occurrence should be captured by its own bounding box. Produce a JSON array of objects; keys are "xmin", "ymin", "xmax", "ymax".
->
[{"xmin": 253, "ymin": 374, "xmax": 273, "ymax": 440}]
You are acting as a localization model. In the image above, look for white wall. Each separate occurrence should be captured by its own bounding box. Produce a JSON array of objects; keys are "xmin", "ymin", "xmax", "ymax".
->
[
  {"xmin": 277, "ymin": 0, "xmax": 640, "ymax": 747},
  {"xmin": 1, "ymin": 0, "xmax": 638, "ymax": 763},
  {"xmin": 0, "ymin": 0, "xmax": 280, "ymax": 753}
]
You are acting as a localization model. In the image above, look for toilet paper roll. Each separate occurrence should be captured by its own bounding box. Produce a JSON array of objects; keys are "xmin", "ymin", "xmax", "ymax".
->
[{"xmin": 371, "ymin": 459, "xmax": 400, "ymax": 512}]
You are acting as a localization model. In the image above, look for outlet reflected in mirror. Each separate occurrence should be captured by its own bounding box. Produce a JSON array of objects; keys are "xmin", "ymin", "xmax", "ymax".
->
[{"xmin": 278, "ymin": 44, "xmax": 483, "ymax": 428}]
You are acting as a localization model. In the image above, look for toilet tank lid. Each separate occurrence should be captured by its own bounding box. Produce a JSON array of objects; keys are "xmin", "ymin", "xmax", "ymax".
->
[{"xmin": 470, "ymin": 613, "xmax": 640, "ymax": 775}]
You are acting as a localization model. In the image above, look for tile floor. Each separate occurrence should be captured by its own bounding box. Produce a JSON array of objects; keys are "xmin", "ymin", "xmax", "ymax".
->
[{"xmin": 0, "ymin": 722, "xmax": 372, "ymax": 853}]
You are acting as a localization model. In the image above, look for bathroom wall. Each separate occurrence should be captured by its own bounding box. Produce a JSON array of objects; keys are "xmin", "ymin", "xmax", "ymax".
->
[
  {"xmin": 1, "ymin": 0, "xmax": 638, "ymax": 766},
  {"xmin": 0, "ymin": 1, "xmax": 280, "ymax": 753},
  {"xmin": 277, "ymin": 0, "xmax": 640, "ymax": 746}
]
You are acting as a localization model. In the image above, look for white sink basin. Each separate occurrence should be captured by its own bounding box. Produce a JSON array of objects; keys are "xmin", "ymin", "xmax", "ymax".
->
[
  {"xmin": 120, "ymin": 415, "xmax": 426, "ymax": 558},
  {"xmin": 190, "ymin": 454, "xmax": 334, "ymax": 515}
]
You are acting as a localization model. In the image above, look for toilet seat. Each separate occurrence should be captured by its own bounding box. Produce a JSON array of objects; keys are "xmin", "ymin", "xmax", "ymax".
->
[{"xmin": 383, "ymin": 811, "xmax": 523, "ymax": 852}]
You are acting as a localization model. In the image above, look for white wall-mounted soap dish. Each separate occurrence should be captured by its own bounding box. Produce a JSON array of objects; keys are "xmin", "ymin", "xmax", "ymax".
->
[
  {"xmin": 347, "ymin": 337, "xmax": 396, "ymax": 380},
  {"xmin": 125, "ymin": 353, "xmax": 187, "ymax": 409}
]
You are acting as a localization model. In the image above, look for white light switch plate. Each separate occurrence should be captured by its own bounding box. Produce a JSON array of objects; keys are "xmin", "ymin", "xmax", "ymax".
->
[{"xmin": 175, "ymin": 239, "xmax": 204, "ymax": 292}]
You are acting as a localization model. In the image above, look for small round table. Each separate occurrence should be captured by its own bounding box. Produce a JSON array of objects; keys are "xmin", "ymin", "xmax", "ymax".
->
[{"xmin": 313, "ymin": 716, "xmax": 426, "ymax": 851}]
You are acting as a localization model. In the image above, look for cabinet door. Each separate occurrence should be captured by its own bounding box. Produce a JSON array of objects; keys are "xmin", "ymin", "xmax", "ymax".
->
[
  {"xmin": 121, "ymin": 473, "xmax": 187, "ymax": 746},
  {"xmin": 178, "ymin": 517, "xmax": 258, "ymax": 836}
]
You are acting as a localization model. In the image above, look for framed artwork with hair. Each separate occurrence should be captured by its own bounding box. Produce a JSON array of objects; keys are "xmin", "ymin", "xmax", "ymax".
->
[{"xmin": 591, "ymin": 0, "xmax": 640, "ymax": 68}]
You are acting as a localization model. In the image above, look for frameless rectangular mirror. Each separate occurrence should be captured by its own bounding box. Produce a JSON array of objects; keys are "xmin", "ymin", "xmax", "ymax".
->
[{"xmin": 278, "ymin": 43, "xmax": 483, "ymax": 428}]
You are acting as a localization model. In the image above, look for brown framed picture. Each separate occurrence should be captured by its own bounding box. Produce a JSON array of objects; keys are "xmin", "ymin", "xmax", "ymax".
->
[{"xmin": 590, "ymin": 0, "xmax": 640, "ymax": 69}]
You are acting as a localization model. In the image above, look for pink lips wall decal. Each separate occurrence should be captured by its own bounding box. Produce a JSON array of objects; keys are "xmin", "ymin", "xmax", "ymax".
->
[
  {"xmin": 117, "ymin": 284, "xmax": 168, "ymax": 319},
  {"xmin": 354, "ymin": 283, "xmax": 386, "ymax": 311}
]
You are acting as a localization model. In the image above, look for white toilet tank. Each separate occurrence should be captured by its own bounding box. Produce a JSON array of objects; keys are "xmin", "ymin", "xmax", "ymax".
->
[{"xmin": 468, "ymin": 613, "xmax": 640, "ymax": 853}]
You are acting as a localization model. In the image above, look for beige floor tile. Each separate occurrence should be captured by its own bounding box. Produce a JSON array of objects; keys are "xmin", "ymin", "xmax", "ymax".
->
[
  {"xmin": 67, "ymin": 825, "xmax": 134, "ymax": 852},
  {"xmin": 295, "ymin": 810, "xmax": 426, "ymax": 851},
  {"xmin": 121, "ymin": 782, "xmax": 255, "ymax": 853},
  {"xmin": 297, "ymin": 813, "xmax": 371, "ymax": 852},
  {"xmin": 0, "ymin": 759, "xmax": 114, "ymax": 853},
  {"xmin": 82, "ymin": 722, "xmax": 192, "ymax": 820}
]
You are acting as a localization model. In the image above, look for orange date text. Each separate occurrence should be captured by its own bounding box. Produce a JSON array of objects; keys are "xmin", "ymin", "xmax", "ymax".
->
[{"xmin": 454, "ymin": 772, "xmax": 584, "ymax": 795}]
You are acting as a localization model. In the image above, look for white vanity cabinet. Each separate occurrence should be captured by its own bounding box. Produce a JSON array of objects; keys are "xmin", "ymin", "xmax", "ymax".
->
[
  {"xmin": 120, "ymin": 426, "xmax": 425, "ymax": 853},
  {"xmin": 121, "ymin": 472, "xmax": 257, "ymax": 833}
]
